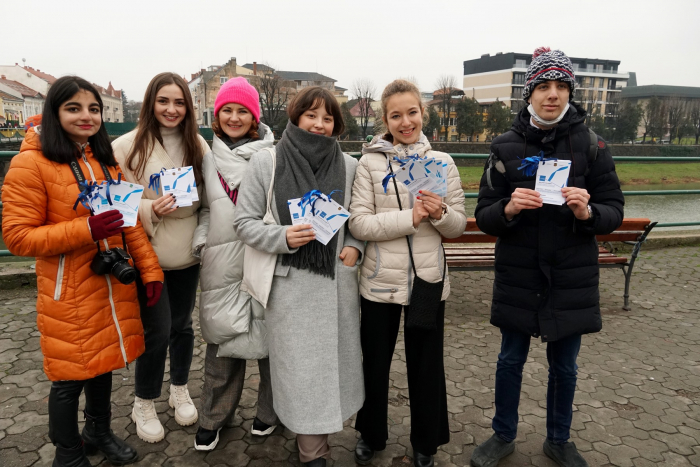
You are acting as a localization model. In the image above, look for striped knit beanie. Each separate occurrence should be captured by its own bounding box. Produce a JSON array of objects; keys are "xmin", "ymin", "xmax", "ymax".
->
[{"xmin": 522, "ymin": 47, "xmax": 576, "ymax": 102}]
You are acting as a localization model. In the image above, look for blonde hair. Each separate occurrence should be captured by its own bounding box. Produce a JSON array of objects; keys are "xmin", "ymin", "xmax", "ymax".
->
[{"xmin": 380, "ymin": 79, "xmax": 427, "ymax": 141}]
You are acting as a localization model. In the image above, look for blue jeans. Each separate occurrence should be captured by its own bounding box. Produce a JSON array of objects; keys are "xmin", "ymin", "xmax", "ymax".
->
[{"xmin": 492, "ymin": 328, "xmax": 581, "ymax": 444}]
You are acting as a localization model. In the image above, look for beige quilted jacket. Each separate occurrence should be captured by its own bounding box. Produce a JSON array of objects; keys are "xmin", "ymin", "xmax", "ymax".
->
[{"xmin": 348, "ymin": 135, "xmax": 467, "ymax": 305}]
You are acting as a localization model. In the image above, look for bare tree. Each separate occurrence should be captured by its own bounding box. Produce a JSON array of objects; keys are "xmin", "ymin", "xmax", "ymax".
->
[
  {"xmin": 434, "ymin": 75, "xmax": 457, "ymax": 140},
  {"xmin": 640, "ymin": 97, "xmax": 666, "ymax": 143},
  {"xmin": 351, "ymin": 79, "xmax": 376, "ymax": 138},
  {"xmin": 251, "ymin": 64, "xmax": 293, "ymax": 132},
  {"xmin": 689, "ymin": 102, "xmax": 700, "ymax": 145},
  {"xmin": 667, "ymin": 97, "xmax": 689, "ymax": 144}
]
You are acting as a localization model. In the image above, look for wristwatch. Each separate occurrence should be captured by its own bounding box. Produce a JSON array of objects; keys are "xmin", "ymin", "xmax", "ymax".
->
[{"xmin": 586, "ymin": 205, "xmax": 594, "ymax": 220}]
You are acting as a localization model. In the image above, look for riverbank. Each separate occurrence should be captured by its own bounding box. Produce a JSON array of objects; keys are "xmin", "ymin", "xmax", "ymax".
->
[{"xmin": 459, "ymin": 162, "xmax": 700, "ymax": 189}]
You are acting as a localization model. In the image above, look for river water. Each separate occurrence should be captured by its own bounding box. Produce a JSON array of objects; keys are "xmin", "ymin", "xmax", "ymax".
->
[{"xmin": 464, "ymin": 183, "xmax": 700, "ymax": 231}]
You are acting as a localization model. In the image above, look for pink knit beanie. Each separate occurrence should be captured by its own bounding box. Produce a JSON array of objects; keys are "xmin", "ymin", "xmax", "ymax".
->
[{"xmin": 214, "ymin": 77, "xmax": 261, "ymax": 122}]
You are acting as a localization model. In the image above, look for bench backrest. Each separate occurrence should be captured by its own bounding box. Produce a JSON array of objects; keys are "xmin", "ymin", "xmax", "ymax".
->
[{"xmin": 443, "ymin": 218, "xmax": 653, "ymax": 244}]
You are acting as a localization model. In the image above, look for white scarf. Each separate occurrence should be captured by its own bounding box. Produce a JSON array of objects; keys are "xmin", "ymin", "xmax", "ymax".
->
[{"xmin": 528, "ymin": 103, "xmax": 570, "ymax": 128}]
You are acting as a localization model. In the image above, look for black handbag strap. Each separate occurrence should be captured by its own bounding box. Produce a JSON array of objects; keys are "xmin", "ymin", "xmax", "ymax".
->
[{"xmin": 388, "ymin": 160, "xmax": 447, "ymax": 280}]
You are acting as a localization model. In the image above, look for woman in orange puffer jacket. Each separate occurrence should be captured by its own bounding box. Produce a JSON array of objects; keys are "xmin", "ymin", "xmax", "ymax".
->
[{"xmin": 1, "ymin": 76, "xmax": 164, "ymax": 467}]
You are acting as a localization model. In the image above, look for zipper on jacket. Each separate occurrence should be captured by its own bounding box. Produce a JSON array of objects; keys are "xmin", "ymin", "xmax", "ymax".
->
[
  {"xmin": 105, "ymin": 274, "xmax": 129, "ymax": 369},
  {"xmin": 53, "ymin": 254, "xmax": 65, "ymax": 300},
  {"xmin": 80, "ymin": 146, "xmax": 98, "ymax": 181},
  {"xmin": 80, "ymin": 144, "xmax": 129, "ymax": 369},
  {"xmin": 370, "ymin": 288, "xmax": 398, "ymax": 293}
]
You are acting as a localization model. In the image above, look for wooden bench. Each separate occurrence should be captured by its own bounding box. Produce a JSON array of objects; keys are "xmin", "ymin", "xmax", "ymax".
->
[{"xmin": 442, "ymin": 218, "xmax": 657, "ymax": 311}]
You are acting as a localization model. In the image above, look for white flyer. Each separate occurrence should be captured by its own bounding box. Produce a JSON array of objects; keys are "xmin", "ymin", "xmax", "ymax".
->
[
  {"xmin": 89, "ymin": 181, "xmax": 144, "ymax": 227},
  {"xmin": 534, "ymin": 160, "xmax": 571, "ymax": 205},
  {"xmin": 287, "ymin": 198, "xmax": 310, "ymax": 225},
  {"xmin": 392, "ymin": 159, "xmax": 441, "ymax": 196},
  {"xmin": 160, "ymin": 167, "xmax": 197, "ymax": 207},
  {"xmin": 301, "ymin": 195, "xmax": 350, "ymax": 245},
  {"xmin": 425, "ymin": 159, "xmax": 448, "ymax": 197}
]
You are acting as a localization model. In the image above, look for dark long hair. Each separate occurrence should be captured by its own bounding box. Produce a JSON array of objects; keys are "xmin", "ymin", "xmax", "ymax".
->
[
  {"xmin": 40, "ymin": 76, "xmax": 117, "ymax": 166},
  {"xmin": 126, "ymin": 72, "xmax": 203, "ymax": 183}
]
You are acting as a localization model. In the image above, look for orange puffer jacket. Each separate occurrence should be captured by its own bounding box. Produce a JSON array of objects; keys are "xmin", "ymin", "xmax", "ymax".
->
[{"xmin": 1, "ymin": 128, "xmax": 164, "ymax": 381}]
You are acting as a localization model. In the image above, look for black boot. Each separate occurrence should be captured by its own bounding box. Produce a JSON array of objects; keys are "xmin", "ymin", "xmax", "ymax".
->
[
  {"xmin": 304, "ymin": 458, "xmax": 327, "ymax": 467},
  {"xmin": 354, "ymin": 438, "xmax": 375, "ymax": 465},
  {"xmin": 52, "ymin": 442, "xmax": 92, "ymax": 467},
  {"xmin": 81, "ymin": 411, "xmax": 138, "ymax": 466},
  {"xmin": 414, "ymin": 451, "xmax": 434, "ymax": 467}
]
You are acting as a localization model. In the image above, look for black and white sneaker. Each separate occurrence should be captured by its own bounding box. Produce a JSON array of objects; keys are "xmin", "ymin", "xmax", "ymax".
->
[
  {"xmin": 251, "ymin": 417, "xmax": 276, "ymax": 436},
  {"xmin": 194, "ymin": 426, "xmax": 221, "ymax": 451}
]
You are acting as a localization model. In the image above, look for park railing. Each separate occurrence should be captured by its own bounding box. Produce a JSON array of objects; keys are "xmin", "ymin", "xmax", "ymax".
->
[{"xmin": 0, "ymin": 152, "xmax": 697, "ymax": 257}]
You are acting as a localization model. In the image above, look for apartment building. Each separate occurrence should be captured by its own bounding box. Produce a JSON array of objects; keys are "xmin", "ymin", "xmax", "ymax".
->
[{"xmin": 463, "ymin": 52, "xmax": 631, "ymax": 117}]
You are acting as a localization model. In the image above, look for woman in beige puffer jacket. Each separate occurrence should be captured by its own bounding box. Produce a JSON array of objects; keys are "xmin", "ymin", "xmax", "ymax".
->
[{"xmin": 347, "ymin": 79, "xmax": 467, "ymax": 466}]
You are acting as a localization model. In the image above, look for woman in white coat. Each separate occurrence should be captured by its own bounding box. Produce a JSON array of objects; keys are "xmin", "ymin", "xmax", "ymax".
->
[
  {"xmin": 113, "ymin": 72, "xmax": 208, "ymax": 444},
  {"xmin": 348, "ymin": 79, "xmax": 467, "ymax": 467},
  {"xmin": 192, "ymin": 77, "xmax": 280, "ymax": 450}
]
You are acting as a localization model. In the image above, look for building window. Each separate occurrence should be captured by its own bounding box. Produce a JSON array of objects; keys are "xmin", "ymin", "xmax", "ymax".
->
[
  {"xmin": 598, "ymin": 91, "xmax": 603, "ymax": 101},
  {"xmin": 513, "ymin": 73, "xmax": 525, "ymax": 85},
  {"xmin": 220, "ymin": 77, "xmax": 227, "ymax": 84},
  {"xmin": 511, "ymin": 87, "xmax": 524, "ymax": 99},
  {"xmin": 515, "ymin": 59, "xmax": 526, "ymax": 68},
  {"xmin": 589, "ymin": 78, "xmax": 596, "ymax": 88},
  {"xmin": 596, "ymin": 64, "xmax": 603, "ymax": 72}
]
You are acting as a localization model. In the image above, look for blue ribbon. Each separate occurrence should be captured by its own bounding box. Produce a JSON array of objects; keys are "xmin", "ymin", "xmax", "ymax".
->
[
  {"xmin": 300, "ymin": 190, "xmax": 324, "ymax": 216},
  {"xmin": 73, "ymin": 180, "xmax": 99, "ymax": 212},
  {"xmin": 517, "ymin": 151, "xmax": 557, "ymax": 177},
  {"xmin": 148, "ymin": 167, "xmax": 168, "ymax": 194}
]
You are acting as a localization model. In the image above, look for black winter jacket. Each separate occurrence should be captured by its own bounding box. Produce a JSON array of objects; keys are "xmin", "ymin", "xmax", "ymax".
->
[{"xmin": 475, "ymin": 103, "xmax": 624, "ymax": 342}]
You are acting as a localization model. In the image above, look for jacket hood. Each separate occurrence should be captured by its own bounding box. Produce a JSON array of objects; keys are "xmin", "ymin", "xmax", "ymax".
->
[
  {"xmin": 19, "ymin": 126, "xmax": 42, "ymax": 153},
  {"xmin": 211, "ymin": 122, "xmax": 274, "ymax": 190},
  {"xmin": 361, "ymin": 132, "xmax": 432, "ymax": 159},
  {"xmin": 511, "ymin": 101, "xmax": 586, "ymax": 140}
]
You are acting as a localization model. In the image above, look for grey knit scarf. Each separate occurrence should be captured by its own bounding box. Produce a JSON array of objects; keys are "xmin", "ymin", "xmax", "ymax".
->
[{"xmin": 274, "ymin": 121, "xmax": 346, "ymax": 279}]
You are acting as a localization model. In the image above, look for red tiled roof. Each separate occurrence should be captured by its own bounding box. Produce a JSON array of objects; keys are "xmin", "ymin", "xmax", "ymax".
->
[
  {"xmin": 349, "ymin": 98, "xmax": 376, "ymax": 117},
  {"xmin": 0, "ymin": 90, "xmax": 24, "ymax": 102},
  {"xmin": 92, "ymin": 82, "xmax": 122, "ymax": 99},
  {"xmin": 23, "ymin": 66, "xmax": 57, "ymax": 84},
  {"xmin": 0, "ymin": 78, "xmax": 43, "ymax": 98}
]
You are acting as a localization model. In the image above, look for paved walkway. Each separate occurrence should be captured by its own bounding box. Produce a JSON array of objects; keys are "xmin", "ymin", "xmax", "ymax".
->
[{"xmin": 1, "ymin": 245, "xmax": 699, "ymax": 466}]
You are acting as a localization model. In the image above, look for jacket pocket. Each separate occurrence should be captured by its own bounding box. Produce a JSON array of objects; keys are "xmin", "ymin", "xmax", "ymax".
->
[
  {"xmin": 365, "ymin": 243, "xmax": 381, "ymax": 279},
  {"xmin": 53, "ymin": 254, "xmax": 66, "ymax": 301}
]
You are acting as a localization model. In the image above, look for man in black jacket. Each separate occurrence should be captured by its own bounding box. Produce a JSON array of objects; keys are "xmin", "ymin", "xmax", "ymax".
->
[{"xmin": 470, "ymin": 48, "xmax": 624, "ymax": 467}]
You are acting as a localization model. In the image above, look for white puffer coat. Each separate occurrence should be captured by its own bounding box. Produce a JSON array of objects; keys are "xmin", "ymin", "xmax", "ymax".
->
[
  {"xmin": 348, "ymin": 134, "xmax": 467, "ymax": 305},
  {"xmin": 192, "ymin": 125, "xmax": 274, "ymax": 359}
]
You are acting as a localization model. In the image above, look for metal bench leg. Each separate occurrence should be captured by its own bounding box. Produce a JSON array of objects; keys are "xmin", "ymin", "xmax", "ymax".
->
[
  {"xmin": 622, "ymin": 265, "xmax": 631, "ymax": 311},
  {"xmin": 622, "ymin": 222, "xmax": 658, "ymax": 311}
]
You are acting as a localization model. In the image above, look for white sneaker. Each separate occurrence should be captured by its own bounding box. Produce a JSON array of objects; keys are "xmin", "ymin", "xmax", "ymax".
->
[
  {"xmin": 132, "ymin": 396, "xmax": 165, "ymax": 443},
  {"xmin": 169, "ymin": 384, "xmax": 198, "ymax": 426}
]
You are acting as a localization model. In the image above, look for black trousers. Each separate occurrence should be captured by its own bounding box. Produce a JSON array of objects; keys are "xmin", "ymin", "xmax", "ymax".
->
[
  {"xmin": 355, "ymin": 297, "xmax": 450, "ymax": 456},
  {"xmin": 48, "ymin": 372, "xmax": 112, "ymax": 448},
  {"xmin": 135, "ymin": 264, "xmax": 200, "ymax": 399}
]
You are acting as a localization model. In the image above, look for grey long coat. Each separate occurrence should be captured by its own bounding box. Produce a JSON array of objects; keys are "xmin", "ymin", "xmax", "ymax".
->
[
  {"xmin": 233, "ymin": 150, "xmax": 365, "ymax": 434},
  {"xmin": 192, "ymin": 125, "xmax": 275, "ymax": 359}
]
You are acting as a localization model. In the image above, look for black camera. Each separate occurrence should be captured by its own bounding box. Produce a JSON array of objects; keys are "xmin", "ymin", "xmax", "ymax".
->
[{"xmin": 91, "ymin": 244, "xmax": 137, "ymax": 285}]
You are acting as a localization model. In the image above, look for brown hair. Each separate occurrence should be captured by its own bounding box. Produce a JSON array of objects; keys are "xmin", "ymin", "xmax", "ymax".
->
[
  {"xmin": 212, "ymin": 113, "xmax": 260, "ymax": 141},
  {"xmin": 380, "ymin": 79, "xmax": 426, "ymax": 142},
  {"xmin": 126, "ymin": 72, "xmax": 203, "ymax": 183},
  {"xmin": 287, "ymin": 86, "xmax": 345, "ymax": 137}
]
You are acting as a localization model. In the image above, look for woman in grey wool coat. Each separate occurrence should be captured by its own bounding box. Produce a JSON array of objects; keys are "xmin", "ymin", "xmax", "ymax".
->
[{"xmin": 233, "ymin": 86, "xmax": 365, "ymax": 467}]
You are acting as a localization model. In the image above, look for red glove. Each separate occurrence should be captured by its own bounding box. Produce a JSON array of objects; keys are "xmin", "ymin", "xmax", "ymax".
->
[
  {"xmin": 88, "ymin": 210, "xmax": 124, "ymax": 241},
  {"xmin": 146, "ymin": 281, "xmax": 163, "ymax": 307}
]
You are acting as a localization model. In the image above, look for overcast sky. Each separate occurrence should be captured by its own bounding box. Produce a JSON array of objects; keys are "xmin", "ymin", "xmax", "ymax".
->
[{"xmin": 6, "ymin": 0, "xmax": 699, "ymax": 101}]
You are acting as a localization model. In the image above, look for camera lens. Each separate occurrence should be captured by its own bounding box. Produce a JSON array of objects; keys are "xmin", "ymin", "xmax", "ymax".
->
[{"xmin": 112, "ymin": 261, "xmax": 137, "ymax": 285}]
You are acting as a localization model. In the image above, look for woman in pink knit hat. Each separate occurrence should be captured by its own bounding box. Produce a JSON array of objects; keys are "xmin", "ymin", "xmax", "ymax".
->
[{"xmin": 191, "ymin": 77, "xmax": 280, "ymax": 451}]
